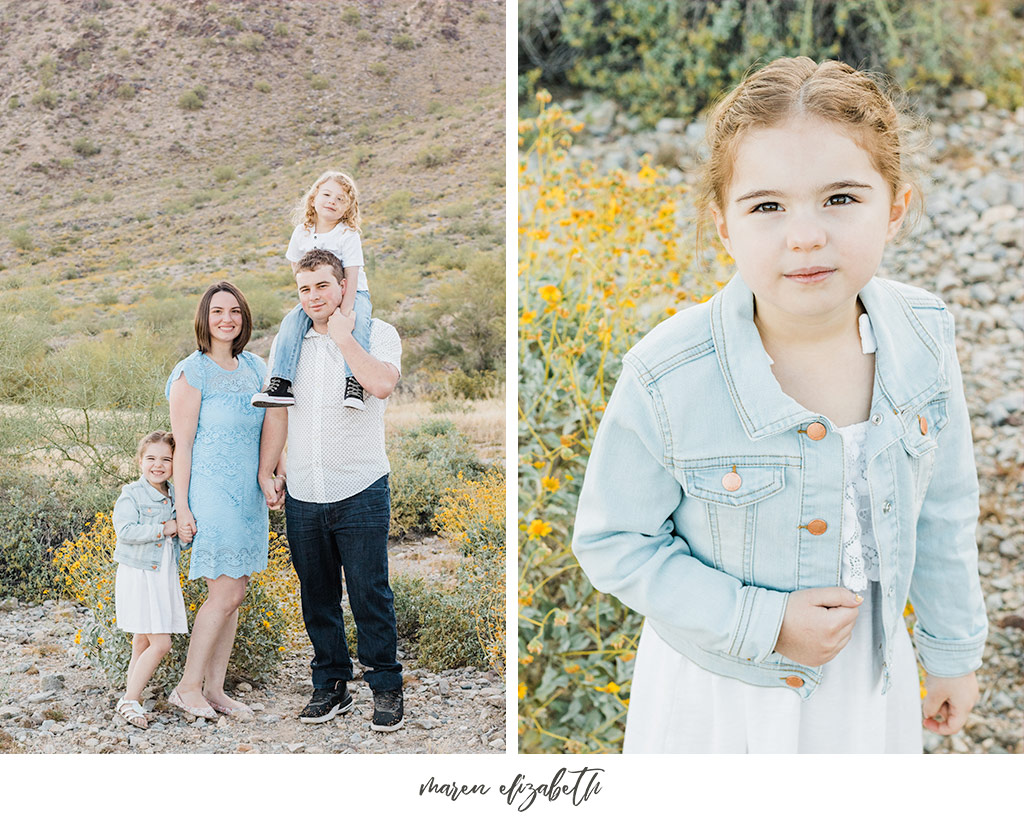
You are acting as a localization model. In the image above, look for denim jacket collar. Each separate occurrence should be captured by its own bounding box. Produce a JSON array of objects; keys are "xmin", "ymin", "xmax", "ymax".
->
[
  {"xmin": 710, "ymin": 275, "xmax": 944, "ymax": 440},
  {"xmin": 133, "ymin": 477, "xmax": 174, "ymax": 503}
]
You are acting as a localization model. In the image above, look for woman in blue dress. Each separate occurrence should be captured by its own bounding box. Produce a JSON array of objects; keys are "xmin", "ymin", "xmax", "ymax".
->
[{"xmin": 165, "ymin": 281, "xmax": 269, "ymax": 720}]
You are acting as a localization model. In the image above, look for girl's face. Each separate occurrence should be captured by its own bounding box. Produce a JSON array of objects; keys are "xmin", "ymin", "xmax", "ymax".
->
[
  {"xmin": 140, "ymin": 442, "xmax": 173, "ymax": 488},
  {"xmin": 313, "ymin": 179, "xmax": 350, "ymax": 225},
  {"xmin": 207, "ymin": 290, "xmax": 243, "ymax": 344},
  {"xmin": 711, "ymin": 116, "xmax": 911, "ymax": 325}
]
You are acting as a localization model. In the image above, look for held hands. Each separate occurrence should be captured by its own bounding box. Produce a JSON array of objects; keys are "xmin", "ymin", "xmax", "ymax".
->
[
  {"xmin": 774, "ymin": 587, "xmax": 863, "ymax": 667},
  {"xmin": 162, "ymin": 518, "xmax": 178, "ymax": 538},
  {"xmin": 177, "ymin": 509, "xmax": 197, "ymax": 543},
  {"xmin": 259, "ymin": 474, "xmax": 286, "ymax": 510},
  {"xmin": 922, "ymin": 672, "xmax": 978, "ymax": 735}
]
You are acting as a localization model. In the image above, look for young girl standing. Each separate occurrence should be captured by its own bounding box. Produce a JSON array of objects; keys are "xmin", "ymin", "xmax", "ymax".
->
[
  {"xmin": 573, "ymin": 57, "xmax": 987, "ymax": 753},
  {"xmin": 252, "ymin": 170, "xmax": 373, "ymax": 410},
  {"xmin": 112, "ymin": 431, "xmax": 188, "ymax": 729}
]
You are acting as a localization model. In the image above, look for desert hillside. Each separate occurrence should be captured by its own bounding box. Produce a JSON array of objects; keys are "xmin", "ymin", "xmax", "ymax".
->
[{"xmin": 0, "ymin": 0, "xmax": 505, "ymax": 380}]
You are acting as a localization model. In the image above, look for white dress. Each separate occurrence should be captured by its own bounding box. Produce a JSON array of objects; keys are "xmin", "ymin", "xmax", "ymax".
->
[
  {"xmin": 114, "ymin": 538, "xmax": 188, "ymax": 634},
  {"xmin": 623, "ymin": 421, "xmax": 923, "ymax": 753}
]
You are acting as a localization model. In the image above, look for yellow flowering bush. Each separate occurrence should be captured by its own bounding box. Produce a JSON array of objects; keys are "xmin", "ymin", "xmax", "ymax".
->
[
  {"xmin": 518, "ymin": 94, "xmax": 722, "ymax": 753},
  {"xmin": 53, "ymin": 513, "xmax": 302, "ymax": 689},
  {"xmin": 433, "ymin": 468, "xmax": 506, "ymax": 676}
]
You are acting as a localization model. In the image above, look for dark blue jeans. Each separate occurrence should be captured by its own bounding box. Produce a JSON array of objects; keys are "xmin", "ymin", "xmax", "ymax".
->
[{"xmin": 285, "ymin": 475, "xmax": 402, "ymax": 693}]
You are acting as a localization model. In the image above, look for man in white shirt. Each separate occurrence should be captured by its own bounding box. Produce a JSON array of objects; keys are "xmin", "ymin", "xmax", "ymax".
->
[{"xmin": 258, "ymin": 248, "xmax": 405, "ymax": 731}]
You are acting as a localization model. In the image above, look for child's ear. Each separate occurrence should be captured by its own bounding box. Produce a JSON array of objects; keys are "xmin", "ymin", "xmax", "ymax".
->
[
  {"xmin": 710, "ymin": 204, "xmax": 732, "ymax": 255},
  {"xmin": 886, "ymin": 184, "xmax": 913, "ymax": 240}
]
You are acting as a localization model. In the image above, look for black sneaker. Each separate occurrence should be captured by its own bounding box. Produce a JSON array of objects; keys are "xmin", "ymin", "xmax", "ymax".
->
[
  {"xmin": 370, "ymin": 689, "xmax": 404, "ymax": 731},
  {"xmin": 252, "ymin": 377, "xmax": 295, "ymax": 408},
  {"xmin": 343, "ymin": 376, "xmax": 365, "ymax": 410},
  {"xmin": 299, "ymin": 681, "xmax": 353, "ymax": 724}
]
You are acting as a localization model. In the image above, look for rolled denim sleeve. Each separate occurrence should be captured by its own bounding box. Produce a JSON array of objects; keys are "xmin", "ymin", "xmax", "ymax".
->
[
  {"xmin": 572, "ymin": 360, "xmax": 789, "ymax": 663},
  {"xmin": 909, "ymin": 310, "xmax": 988, "ymax": 676},
  {"xmin": 112, "ymin": 489, "xmax": 163, "ymax": 545}
]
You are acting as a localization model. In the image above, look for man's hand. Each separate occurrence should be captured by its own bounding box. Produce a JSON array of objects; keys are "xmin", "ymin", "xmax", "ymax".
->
[
  {"xmin": 327, "ymin": 306, "xmax": 355, "ymax": 346},
  {"xmin": 259, "ymin": 474, "xmax": 286, "ymax": 510},
  {"xmin": 922, "ymin": 672, "xmax": 978, "ymax": 735}
]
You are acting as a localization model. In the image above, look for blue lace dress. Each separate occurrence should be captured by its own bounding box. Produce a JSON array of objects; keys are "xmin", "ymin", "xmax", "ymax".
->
[{"xmin": 165, "ymin": 351, "xmax": 269, "ymax": 580}]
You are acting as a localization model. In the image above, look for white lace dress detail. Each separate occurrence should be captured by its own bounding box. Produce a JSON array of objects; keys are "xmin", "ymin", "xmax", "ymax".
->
[{"xmin": 836, "ymin": 420, "xmax": 880, "ymax": 592}]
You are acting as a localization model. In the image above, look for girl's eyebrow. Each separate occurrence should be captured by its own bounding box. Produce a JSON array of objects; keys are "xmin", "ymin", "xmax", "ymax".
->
[{"xmin": 735, "ymin": 180, "xmax": 874, "ymax": 202}]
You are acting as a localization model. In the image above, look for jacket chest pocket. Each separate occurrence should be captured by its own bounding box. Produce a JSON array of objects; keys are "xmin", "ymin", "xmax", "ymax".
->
[{"xmin": 679, "ymin": 461, "xmax": 790, "ymax": 585}]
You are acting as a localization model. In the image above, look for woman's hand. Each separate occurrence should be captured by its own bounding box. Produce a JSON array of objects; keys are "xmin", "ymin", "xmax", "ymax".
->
[
  {"xmin": 774, "ymin": 587, "xmax": 863, "ymax": 667},
  {"xmin": 922, "ymin": 672, "xmax": 978, "ymax": 735},
  {"xmin": 177, "ymin": 508, "xmax": 197, "ymax": 543}
]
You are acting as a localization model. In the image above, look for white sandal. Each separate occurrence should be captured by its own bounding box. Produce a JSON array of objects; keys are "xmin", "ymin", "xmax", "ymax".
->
[{"xmin": 116, "ymin": 697, "xmax": 148, "ymax": 729}]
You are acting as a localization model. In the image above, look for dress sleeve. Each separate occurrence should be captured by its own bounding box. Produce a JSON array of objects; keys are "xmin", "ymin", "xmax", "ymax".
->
[
  {"xmin": 242, "ymin": 351, "xmax": 267, "ymax": 385},
  {"xmin": 166, "ymin": 354, "xmax": 204, "ymax": 399}
]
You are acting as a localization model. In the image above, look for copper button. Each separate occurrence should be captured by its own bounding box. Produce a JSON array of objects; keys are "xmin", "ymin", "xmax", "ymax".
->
[
  {"xmin": 785, "ymin": 676, "xmax": 804, "ymax": 688},
  {"xmin": 722, "ymin": 471, "xmax": 742, "ymax": 491},
  {"xmin": 806, "ymin": 422, "xmax": 827, "ymax": 441},
  {"xmin": 806, "ymin": 519, "xmax": 827, "ymax": 535},
  {"xmin": 919, "ymin": 416, "xmax": 928, "ymax": 435}
]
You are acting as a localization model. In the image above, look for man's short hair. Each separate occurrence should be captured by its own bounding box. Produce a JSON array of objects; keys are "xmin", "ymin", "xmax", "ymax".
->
[{"xmin": 295, "ymin": 249, "xmax": 346, "ymax": 285}]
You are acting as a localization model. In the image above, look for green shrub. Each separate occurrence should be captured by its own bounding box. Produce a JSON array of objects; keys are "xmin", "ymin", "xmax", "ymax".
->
[
  {"xmin": 387, "ymin": 419, "xmax": 485, "ymax": 538},
  {"xmin": 519, "ymin": 0, "xmax": 1024, "ymax": 122},
  {"xmin": 381, "ymin": 190, "xmax": 412, "ymax": 220},
  {"xmin": 213, "ymin": 165, "xmax": 235, "ymax": 182},
  {"xmin": 391, "ymin": 575, "xmax": 487, "ymax": 671},
  {"xmin": 7, "ymin": 227, "xmax": 32, "ymax": 251},
  {"xmin": 368, "ymin": 62, "xmax": 389, "ymax": 77},
  {"xmin": 309, "ymin": 74, "xmax": 329, "ymax": 90},
  {"xmin": 0, "ymin": 470, "xmax": 116, "ymax": 602},
  {"xmin": 415, "ymin": 144, "xmax": 451, "ymax": 168},
  {"xmin": 238, "ymin": 32, "xmax": 264, "ymax": 51},
  {"xmin": 72, "ymin": 137, "xmax": 101, "ymax": 157},
  {"xmin": 393, "ymin": 33, "xmax": 415, "ymax": 50},
  {"xmin": 342, "ymin": 7, "xmax": 360, "ymax": 25},
  {"xmin": 31, "ymin": 88, "xmax": 57, "ymax": 108},
  {"xmin": 178, "ymin": 85, "xmax": 207, "ymax": 110},
  {"xmin": 56, "ymin": 518, "xmax": 289, "ymax": 690},
  {"xmin": 254, "ymin": 80, "xmax": 271, "ymax": 93}
]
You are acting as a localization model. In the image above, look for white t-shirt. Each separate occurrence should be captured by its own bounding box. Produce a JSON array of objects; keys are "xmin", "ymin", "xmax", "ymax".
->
[
  {"xmin": 286, "ymin": 222, "xmax": 369, "ymax": 293},
  {"xmin": 268, "ymin": 319, "xmax": 401, "ymax": 503}
]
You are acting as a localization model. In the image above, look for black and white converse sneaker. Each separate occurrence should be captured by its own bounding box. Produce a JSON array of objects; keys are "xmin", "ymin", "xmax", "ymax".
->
[
  {"xmin": 251, "ymin": 377, "xmax": 295, "ymax": 408},
  {"xmin": 370, "ymin": 688, "xmax": 404, "ymax": 731},
  {"xmin": 343, "ymin": 376, "xmax": 365, "ymax": 410},
  {"xmin": 298, "ymin": 681, "xmax": 353, "ymax": 724}
]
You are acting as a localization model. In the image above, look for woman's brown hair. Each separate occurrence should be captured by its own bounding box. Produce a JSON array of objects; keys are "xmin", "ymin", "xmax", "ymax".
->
[{"xmin": 193, "ymin": 281, "xmax": 252, "ymax": 358}]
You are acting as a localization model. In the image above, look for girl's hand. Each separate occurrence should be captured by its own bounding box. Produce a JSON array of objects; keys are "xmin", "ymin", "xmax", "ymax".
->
[
  {"xmin": 178, "ymin": 509, "xmax": 197, "ymax": 543},
  {"xmin": 162, "ymin": 519, "xmax": 178, "ymax": 538},
  {"xmin": 774, "ymin": 587, "xmax": 863, "ymax": 667},
  {"xmin": 327, "ymin": 306, "xmax": 355, "ymax": 341},
  {"xmin": 922, "ymin": 672, "xmax": 978, "ymax": 735}
]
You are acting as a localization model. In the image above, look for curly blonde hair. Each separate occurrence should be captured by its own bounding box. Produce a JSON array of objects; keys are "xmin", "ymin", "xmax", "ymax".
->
[{"xmin": 292, "ymin": 170, "xmax": 362, "ymax": 233}]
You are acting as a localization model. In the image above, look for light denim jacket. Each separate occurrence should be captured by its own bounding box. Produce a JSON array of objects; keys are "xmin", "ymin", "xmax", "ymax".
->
[
  {"xmin": 112, "ymin": 478, "xmax": 184, "ymax": 571},
  {"xmin": 573, "ymin": 275, "xmax": 987, "ymax": 699}
]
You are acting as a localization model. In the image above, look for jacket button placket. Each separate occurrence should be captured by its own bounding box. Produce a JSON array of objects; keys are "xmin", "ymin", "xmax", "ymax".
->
[{"xmin": 795, "ymin": 420, "xmax": 840, "ymax": 586}]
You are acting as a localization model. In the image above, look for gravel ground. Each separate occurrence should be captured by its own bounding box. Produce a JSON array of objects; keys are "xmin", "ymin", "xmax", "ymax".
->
[
  {"xmin": 0, "ymin": 539, "xmax": 505, "ymax": 755},
  {"xmin": 559, "ymin": 90, "xmax": 1023, "ymax": 754}
]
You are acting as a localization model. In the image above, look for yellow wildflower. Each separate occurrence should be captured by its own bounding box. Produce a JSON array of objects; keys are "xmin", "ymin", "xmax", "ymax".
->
[
  {"xmin": 541, "ymin": 477, "xmax": 560, "ymax": 492},
  {"xmin": 538, "ymin": 284, "xmax": 562, "ymax": 304},
  {"xmin": 526, "ymin": 519, "xmax": 552, "ymax": 538}
]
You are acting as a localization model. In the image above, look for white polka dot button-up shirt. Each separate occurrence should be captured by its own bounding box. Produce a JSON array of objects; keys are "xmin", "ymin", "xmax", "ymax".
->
[{"xmin": 268, "ymin": 319, "xmax": 402, "ymax": 503}]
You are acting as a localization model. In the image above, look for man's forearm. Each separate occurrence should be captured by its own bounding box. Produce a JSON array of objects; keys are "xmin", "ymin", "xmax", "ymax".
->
[{"xmin": 336, "ymin": 339, "xmax": 400, "ymax": 398}]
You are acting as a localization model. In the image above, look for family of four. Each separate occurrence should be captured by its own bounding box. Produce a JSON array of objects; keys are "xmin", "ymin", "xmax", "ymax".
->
[{"xmin": 110, "ymin": 172, "xmax": 406, "ymax": 733}]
